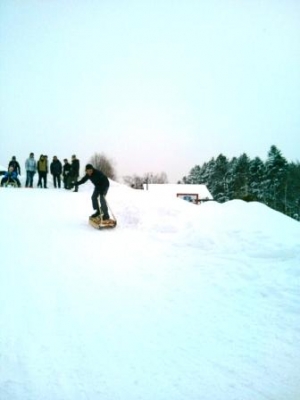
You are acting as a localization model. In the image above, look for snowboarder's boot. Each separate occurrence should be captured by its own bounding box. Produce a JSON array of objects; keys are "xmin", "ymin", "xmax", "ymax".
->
[{"xmin": 90, "ymin": 211, "xmax": 100, "ymax": 219}]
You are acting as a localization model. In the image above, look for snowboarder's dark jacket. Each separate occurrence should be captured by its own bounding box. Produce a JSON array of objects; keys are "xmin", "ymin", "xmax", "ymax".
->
[{"xmin": 76, "ymin": 169, "xmax": 109, "ymax": 193}]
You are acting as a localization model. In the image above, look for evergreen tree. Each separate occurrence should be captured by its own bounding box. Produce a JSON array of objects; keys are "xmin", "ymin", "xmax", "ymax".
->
[
  {"xmin": 200, "ymin": 161, "xmax": 214, "ymax": 186},
  {"xmin": 208, "ymin": 154, "xmax": 228, "ymax": 202},
  {"xmin": 231, "ymin": 153, "xmax": 250, "ymax": 200},
  {"xmin": 224, "ymin": 157, "xmax": 237, "ymax": 200},
  {"xmin": 186, "ymin": 165, "xmax": 202, "ymax": 184},
  {"xmin": 285, "ymin": 162, "xmax": 300, "ymax": 219},
  {"xmin": 265, "ymin": 145, "xmax": 288, "ymax": 212},
  {"xmin": 182, "ymin": 145, "xmax": 299, "ymax": 221},
  {"xmin": 248, "ymin": 157, "xmax": 265, "ymax": 201}
]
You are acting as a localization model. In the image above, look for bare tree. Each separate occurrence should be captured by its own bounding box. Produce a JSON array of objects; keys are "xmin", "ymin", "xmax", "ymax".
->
[
  {"xmin": 89, "ymin": 153, "xmax": 116, "ymax": 180},
  {"xmin": 123, "ymin": 171, "xmax": 168, "ymax": 188},
  {"xmin": 152, "ymin": 172, "xmax": 168, "ymax": 184},
  {"xmin": 144, "ymin": 172, "xmax": 168, "ymax": 184},
  {"xmin": 123, "ymin": 175, "xmax": 144, "ymax": 189}
]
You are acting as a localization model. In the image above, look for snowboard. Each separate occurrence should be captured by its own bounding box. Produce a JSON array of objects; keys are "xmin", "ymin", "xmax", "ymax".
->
[{"xmin": 89, "ymin": 216, "xmax": 117, "ymax": 230}]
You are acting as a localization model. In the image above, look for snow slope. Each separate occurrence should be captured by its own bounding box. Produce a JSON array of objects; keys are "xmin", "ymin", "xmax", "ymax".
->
[{"xmin": 0, "ymin": 181, "xmax": 299, "ymax": 400}]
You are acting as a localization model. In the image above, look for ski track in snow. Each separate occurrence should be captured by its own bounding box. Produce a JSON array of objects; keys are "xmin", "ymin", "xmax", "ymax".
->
[{"xmin": 1, "ymin": 183, "xmax": 300, "ymax": 400}]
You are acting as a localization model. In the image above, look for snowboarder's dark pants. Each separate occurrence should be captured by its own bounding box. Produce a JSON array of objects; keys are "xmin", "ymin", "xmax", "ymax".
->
[{"xmin": 92, "ymin": 187, "xmax": 109, "ymax": 218}]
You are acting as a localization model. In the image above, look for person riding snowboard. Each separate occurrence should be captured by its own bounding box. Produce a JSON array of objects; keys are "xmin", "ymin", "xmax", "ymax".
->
[{"xmin": 74, "ymin": 164, "xmax": 110, "ymax": 220}]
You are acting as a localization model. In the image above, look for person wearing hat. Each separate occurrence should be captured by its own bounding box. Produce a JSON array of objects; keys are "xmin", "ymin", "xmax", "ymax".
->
[
  {"xmin": 74, "ymin": 164, "xmax": 110, "ymax": 219},
  {"xmin": 8, "ymin": 156, "xmax": 21, "ymax": 175}
]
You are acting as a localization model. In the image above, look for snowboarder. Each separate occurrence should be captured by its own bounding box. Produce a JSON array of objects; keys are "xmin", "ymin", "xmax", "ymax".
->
[{"xmin": 74, "ymin": 164, "xmax": 110, "ymax": 220}]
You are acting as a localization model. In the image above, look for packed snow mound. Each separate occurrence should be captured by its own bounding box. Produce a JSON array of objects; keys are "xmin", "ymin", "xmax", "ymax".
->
[
  {"xmin": 0, "ymin": 182, "xmax": 300, "ymax": 400},
  {"xmin": 107, "ymin": 186, "xmax": 300, "ymax": 257}
]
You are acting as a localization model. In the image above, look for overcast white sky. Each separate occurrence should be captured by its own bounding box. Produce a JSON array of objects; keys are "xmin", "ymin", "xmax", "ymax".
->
[{"xmin": 0, "ymin": 0, "xmax": 299, "ymax": 182}]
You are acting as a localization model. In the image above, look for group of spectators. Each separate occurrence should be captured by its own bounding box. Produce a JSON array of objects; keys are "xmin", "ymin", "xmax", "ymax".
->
[{"xmin": 1, "ymin": 153, "xmax": 80, "ymax": 190}]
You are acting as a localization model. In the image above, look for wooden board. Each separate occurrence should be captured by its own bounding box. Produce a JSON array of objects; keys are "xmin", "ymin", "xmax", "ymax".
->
[{"xmin": 89, "ymin": 218, "xmax": 117, "ymax": 230}]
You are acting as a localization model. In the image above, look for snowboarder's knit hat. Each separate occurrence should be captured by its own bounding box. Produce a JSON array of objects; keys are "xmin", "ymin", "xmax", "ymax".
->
[{"xmin": 85, "ymin": 164, "xmax": 94, "ymax": 170}]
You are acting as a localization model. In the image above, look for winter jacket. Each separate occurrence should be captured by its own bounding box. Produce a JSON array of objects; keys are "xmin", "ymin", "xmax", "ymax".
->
[
  {"xmin": 25, "ymin": 158, "xmax": 37, "ymax": 172},
  {"xmin": 63, "ymin": 162, "xmax": 71, "ymax": 177},
  {"xmin": 50, "ymin": 160, "xmax": 62, "ymax": 175},
  {"xmin": 76, "ymin": 169, "xmax": 109, "ymax": 192},
  {"xmin": 8, "ymin": 160, "xmax": 21, "ymax": 175},
  {"xmin": 70, "ymin": 159, "xmax": 80, "ymax": 177},
  {"xmin": 37, "ymin": 158, "xmax": 48, "ymax": 173}
]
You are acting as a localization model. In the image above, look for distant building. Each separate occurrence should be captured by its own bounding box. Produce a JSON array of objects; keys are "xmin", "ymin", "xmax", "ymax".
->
[{"xmin": 143, "ymin": 184, "xmax": 213, "ymax": 204}]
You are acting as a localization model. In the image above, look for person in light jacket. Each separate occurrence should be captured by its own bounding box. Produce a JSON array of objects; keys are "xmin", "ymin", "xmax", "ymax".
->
[{"xmin": 25, "ymin": 152, "xmax": 37, "ymax": 188}]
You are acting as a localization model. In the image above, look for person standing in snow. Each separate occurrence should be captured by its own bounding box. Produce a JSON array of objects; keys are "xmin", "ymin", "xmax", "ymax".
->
[
  {"xmin": 74, "ymin": 164, "xmax": 110, "ymax": 220},
  {"xmin": 8, "ymin": 156, "xmax": 21, "ymax": 175},
  {"xmin": 37, "ymin": 154, "xmax": 48, "ymax": 188},
  {"xmin": 69, "ymin": 154, "xmax": 80, "ymax": 192},
  {"xmin": 50, "ymin": 156, "xmax": 62, "ymax": 188},
  {"xmin": 25, "ymin": 152, "xmax": 37, "ymax": 188},
  {"xmin": 62, "ymin": 158, "xmax": 71, "ymax": 189}
]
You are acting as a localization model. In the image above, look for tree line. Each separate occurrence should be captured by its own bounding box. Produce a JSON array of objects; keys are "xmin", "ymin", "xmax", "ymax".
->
[
  {"xmin": 90, "ymin": 147, "xmax": 300, "ymax": 221},
  {"xmin": 181, "ymin": 145, "xmax": 300, "ymax": 221}
]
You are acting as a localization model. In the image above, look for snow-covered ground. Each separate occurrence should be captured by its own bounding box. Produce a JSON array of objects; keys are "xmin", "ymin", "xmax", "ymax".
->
[{"xmin": 1, "ymin": 176, "xmax": 299, "ymax": 400}]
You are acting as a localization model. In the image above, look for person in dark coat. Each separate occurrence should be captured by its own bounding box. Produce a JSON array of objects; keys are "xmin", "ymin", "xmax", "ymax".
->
[
  {"xmin": 8, "ymin": 156, "xmax": 21, "ymax": 175},
  {"xmin": 69, "ymin": 154, "xmax": 80, "ymax": 191},
  {"xmin": 74, "ymin": 164, "xmax": 110, "ymax": 219},
  {"xmin": 50, "ymin": 156, "xmax": 62, "ymax": 188},
  {"xmin": 62, "ymin": 158, "xmax": 71, "ymax": 189}
]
